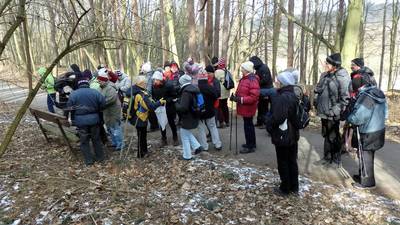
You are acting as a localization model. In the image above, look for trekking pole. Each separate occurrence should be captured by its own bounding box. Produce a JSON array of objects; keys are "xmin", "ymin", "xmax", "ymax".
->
[
  {"xmin": 356, "ymin": 126, "xmax": 368, "ymax": 178},
  {"xmin": 235, "ymin": 102, "xmax": 238, "ymax": 155},
  {"xmin": 229, "ymin": 100, "xmax": 233, "ymax": 151}
]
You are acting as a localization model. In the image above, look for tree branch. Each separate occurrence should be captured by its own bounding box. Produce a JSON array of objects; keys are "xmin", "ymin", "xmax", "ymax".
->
[
  {"xmin": 66, "ymin": 8, "xmax": 90, "ymax": 48},
  {"xmin": 198, "ymin": 0, "xmax": 208, "ymax": 12},
  {"xmin": 278, "ymin": 3, "xmax": 335, "ymax": 52},
  {"xmin": 0, "ymin": 35, "xmax": 177, "ymax": 157},
  {"xmin": 0, "ymin": 0, "xmax": 13, "ymax": 17},
  {"xmin": 0, "ymin": 0, "xmax": 26, "ymax": 57}
]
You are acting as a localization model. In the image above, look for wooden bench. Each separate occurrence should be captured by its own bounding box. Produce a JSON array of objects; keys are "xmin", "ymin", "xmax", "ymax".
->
[{"xmin": 29, "ymin": 107, "xmax": 75, "ymax": 154}]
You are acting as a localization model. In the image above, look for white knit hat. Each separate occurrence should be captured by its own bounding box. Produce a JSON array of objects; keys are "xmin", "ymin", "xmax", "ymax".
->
[
  {"xmin": 141, "ymin": 62, "xmax": 152, "ymax": 73},
  {"xmin": 277, "ymin": 71, "xmax": 296, "ymax": 86},
  {"xmin": 152, "ymin": 71, "xmax": 163, "ymax": 81},
  {"xmin": 97, "ymin": 68, "xmax": 109, "ymax": 82},
  {"xmin": 179, "ymin": 74, "xmax": 192, "ymax": 86},
  {"xmin": 241, "ymin": 61, "xmax": 254, "ymax": 73}
]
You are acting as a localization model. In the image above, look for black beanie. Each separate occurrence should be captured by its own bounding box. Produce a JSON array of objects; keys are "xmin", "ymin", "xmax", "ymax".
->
[
  {"xmin": 205, "ymin": 65, "xmax": 215, "ymax": 73},
  {"xmin": 164, "ymin": 61, "xmax": 171, "ymax": 68},
  {"xmin": 211, "ymin": 56, "xmax": 219, "ymax": 66},
  {"xmin": 326, "ymin": 53, "xmax": 341, "ymax": 67},
  {"xmin": 351, "ymin": 58, "xmax": 364, "ymax": 67}
]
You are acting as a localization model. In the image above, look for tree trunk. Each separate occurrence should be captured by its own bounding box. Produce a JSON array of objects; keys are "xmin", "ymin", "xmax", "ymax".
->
[
  {"xmin": 299, "ymin": 0, "xmax": 307, "ymax": 83},
  {"xmin": 205, "ymin": 0, "xmax": 214, "ymax": 63},
  {"xmin": 160, "ymin": 0, "xmax": 169, "ymax": 63},
  {"xmin": 388, "ymin": 0, "xmax": 400, "ymax": 91},
  {"xmin": 164, "ymin": 0, "xmax": 180, "ymax": 65},
  {"xmin": 199, "ymin": 5, "xmax": 206, "ymax": 64},
  {"xmin": 47, "ymin": 2, "xmax": 59, "ymax": 62},
  {"xmin": 214, "ymin": 0, "xmax": 221, "ymax": 57},
  {"xmin": 341, "ymin": 0, "xmax": 363, "ymax": 70},
  {"xmin": 249, "ymin": 0, "xmax": 256, "ymax": 48},
  {"xmin": 221, "ymin": 0, "xmax": 230, "ymax": 60},
  {"xmin": 272, "ymin": 0, "xmax": 283, "ymax": 79},
  {"xmin": 287, "ymin": 0, "xmax": 294, "ymax": 67},
  {"xmin": 187, "ymin": 0, "xmax": 197, "ymax": 59},
  {"xmin": 312, "ymin": 0, "xmax": 320, "ymax": 85},
  {"xmin": 264, "ymin": 0, "xmax": 269, "ymax": 65},
  {"xmin": 379, "ymin": 0, "xmax": 388, "ymax": 89},
  {"xmin": 334, "ymin": 0, "xmax": 345, "ymax": 52},
  {"xmin": 22, "ymin": 10, "xmax": 33, "ymax": 91},
  {"xmin": 359, "ymin": 1, "xmax": 369, "ymax": 58}
]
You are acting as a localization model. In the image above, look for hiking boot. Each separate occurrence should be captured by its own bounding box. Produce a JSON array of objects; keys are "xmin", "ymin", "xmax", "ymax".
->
[
  {"xmin": 173, "ymin": 137, "xmax": 179, "ymax": 146},
  {"xmin": 242, "ymin": 144, "xmax": 249, "ymax": 148},
  {"xmin": 240, "ymin": 147, "xmax": 255, "ymax": 154},
  {"xmin": 352, "ymin": 182, "xmax": 376, "ymax": 190},
  {"xmin": 273, "ymin": 187, "xmax": 290, "ymax": 197},
  {"xmin": 194, "ymin": 146, "xmax": 204, "ymax": 155},
  {"xmin": 215, "ymin": 146, "xmax": 222, "ymax": 151},
  {"xmin": 352, "ymin": 174, "xmax": 361, "ymax": 183},
  {"xmin": 161, "ymin": 138, "xmax": 168, "ymax": 147}
]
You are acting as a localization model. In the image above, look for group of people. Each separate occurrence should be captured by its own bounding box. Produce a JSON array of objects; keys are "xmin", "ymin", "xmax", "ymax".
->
[{"xmin": 38, "ymin": 52, "xmax": 387, "ymax": 195}]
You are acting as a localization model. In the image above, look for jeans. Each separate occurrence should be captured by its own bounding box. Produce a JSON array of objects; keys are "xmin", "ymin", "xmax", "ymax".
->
[
  {"xmin": 180, "ymin": 128, "xmax": 201, "ymax": 159},
  {"xmin": 78, "ymin": 124, "xmax": 105, "ymax": 165},
  {"xmin": 136, "ymin": 126, "xmax": 148, "ymax": 158},
  {"xmin": 275, "ymin": 143, "xmax": 299, "ymax": 194},
  {"xmin": 243, "ymin": 117, "xmax": 256, "ymax": 148},
  {"xmin": 161, "ymin": 111, "xmax": 178, "ymax": 140},
  {"xmin": 107, "ymin": 121, "xmax": 124, "ymax": 150},
  {"xmin": 47, "ymin": 93, "xmax": 56, "ymax": 113},
  {"xmin": 218, "ymin": 98, "xmax": 229, "ymax": 124},
  {"xmin": 198, "ymin": 117, "xmax": 222, "ymax": 150}
]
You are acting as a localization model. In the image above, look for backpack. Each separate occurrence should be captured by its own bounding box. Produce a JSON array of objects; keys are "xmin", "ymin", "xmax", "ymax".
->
[
  {"xmin": 191, "ymin": 93, "xmax": 206, "ymax": 118},
  {"xmin": 292, "ymin": 86, "xmax": 310, "ymax": 129},
  {"xmin": 223, "ymin": 69, "xmax": 235, "ymax": 90}
]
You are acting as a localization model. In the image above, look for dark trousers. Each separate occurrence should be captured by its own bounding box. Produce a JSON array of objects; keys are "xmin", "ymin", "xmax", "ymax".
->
[
  {"xmin": 243, "ymin": 117, "xmax": 256, "ymax": 148},
  {"xmin": 358, "ymin": 150, "xmax": 376, "ymax": 187},
  {"xmin": 256, "ymin": 97, "xmax": 269, "ymax": 125},
  {"xmin": 136, "ymin": 126, "xmax": 148, "ymax": 158},
  {"xmin": 47, "ymin": 93, "xmax": 56, "ymax": 113},
  {"xmin": 148, "ymin": 110, "xmax": 158, "ymax": 130},
  {"xmin": 161, "ymin": 112, "xmax": 178, "ymax": 140},
  {"xmin": 275, "ymin": 143, "xmax": 299, "ymax": 193},
  {"xmin": 218, "ymin": 98, "xmax": 229, "ymax": 124},
  {"xmin": 78, "ymin": 124, "xmax": 105, "ymax": 165},
  {"xmin": 321, "ymin": 119, "xmax": 341, "ymax": 162}
]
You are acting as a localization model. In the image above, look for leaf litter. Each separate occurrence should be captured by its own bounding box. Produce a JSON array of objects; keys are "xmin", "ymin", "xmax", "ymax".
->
[{"xmin": 0, "ymin": 103, "xmax": 399, "ymax": 225}]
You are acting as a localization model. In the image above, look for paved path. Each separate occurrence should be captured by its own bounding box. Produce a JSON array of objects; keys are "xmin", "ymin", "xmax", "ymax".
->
[
  {"xmin": 2, "ymin": 80, "xmax": 399, "ymax": 200},
  {"xmin": 206, "ymin": 117, "xmax": 400, "ymax": 200},
  {"xmin": 0, "ymin": 80, "xmax": 47, "ymax": 109}
]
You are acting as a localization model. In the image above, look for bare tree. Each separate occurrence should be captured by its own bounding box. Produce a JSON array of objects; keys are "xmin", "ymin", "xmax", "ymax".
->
[
  {"xmin": 187, "ymin": 0, "xmax": 197, "ymax": 59},
  {"xmin": 287, "ymin": 0, "xmax": 294, "ymax": 67},
  {"xmin": 221, "ymin": 0, "xmax": 230, "ymax": 60},
  {"xmin": 379, "ymin": 0, "xmax": 389, "ymax": 89},
  {"xmin": 214, "ymin": 0, "xmax": 221, "ymax": 57},
  {"xmin": 299, "ymin": 0, "xmax": 307, "ymax": 83},
  {"xmin": 388, "ymin": 0, "xmax": 400, "ymax": 91}
]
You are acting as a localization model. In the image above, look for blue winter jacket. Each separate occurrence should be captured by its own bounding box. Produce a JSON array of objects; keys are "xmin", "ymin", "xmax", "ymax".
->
[
  {"xmin": 347, "ymin": 86, "xmax": 387, "ymax": 151},
  {"xmin": 67, "ymin": 84, "xmax": 106, "ymax": 127}
]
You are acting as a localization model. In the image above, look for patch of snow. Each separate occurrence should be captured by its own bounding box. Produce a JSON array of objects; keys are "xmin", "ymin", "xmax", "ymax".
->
[
  {"xmin": 13, "ymin": 183, "xmax": 19, "ymax": 191},
  {"xmin": 102, "ymin": 217, "xmax": 113, "ymax": 225},
  {"xmin": 10, "ymin": 219, "xmax": 21, "ymax": 225},
  {"xmin": 35, "ymin": 211, "xmax": 49, "ymax": 224}
]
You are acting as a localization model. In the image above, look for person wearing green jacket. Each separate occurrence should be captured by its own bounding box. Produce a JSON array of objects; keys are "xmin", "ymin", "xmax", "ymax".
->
[{"xmin": 38, "ymin": 67, "xmax": 56, "ymax": 113}]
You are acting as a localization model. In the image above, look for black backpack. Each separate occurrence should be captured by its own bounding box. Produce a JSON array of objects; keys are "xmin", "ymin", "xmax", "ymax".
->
[
  {"xmin": 223, "ymin": 69, "xmax": 235, "ymax": 90},
  {"xmin": 292, "ymin": 86, "xmax": 310, "ymax": 129}
]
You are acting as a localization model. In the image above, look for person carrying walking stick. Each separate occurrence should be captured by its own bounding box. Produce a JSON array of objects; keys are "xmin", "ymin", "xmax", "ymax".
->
[
  {"xmin": 229, "ymin": 61, "xmax": 260, "ymax": 154},
  {"xmin": 346, "ymin": 74, "xmax": 387, "ymax": 189}
]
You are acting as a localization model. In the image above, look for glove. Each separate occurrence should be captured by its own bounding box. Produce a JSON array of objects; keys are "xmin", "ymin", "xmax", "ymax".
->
[
  {"xmin": 230, "ymin": 94, "xmax": 238, "ymax": 102},
  {"xmin": 159, "ymin": 98, "xmax": 167, "ymax": 105}
]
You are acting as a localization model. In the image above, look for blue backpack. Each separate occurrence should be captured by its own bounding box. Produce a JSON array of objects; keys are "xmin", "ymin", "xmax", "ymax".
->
[{"xmin": 192, "ymin": 93, "xmax": 206, "ymax": 118}]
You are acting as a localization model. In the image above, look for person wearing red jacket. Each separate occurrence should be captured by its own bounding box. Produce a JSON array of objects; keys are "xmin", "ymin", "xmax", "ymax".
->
[{"xmin": 230, "ymin": 61, "xmax": 260, "ymax": 153}]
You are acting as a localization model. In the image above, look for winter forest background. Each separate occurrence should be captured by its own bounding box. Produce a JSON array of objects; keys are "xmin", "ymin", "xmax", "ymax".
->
[{"xmin": 0, "ymin": 0, "xmax": 399, "ymax": 93}]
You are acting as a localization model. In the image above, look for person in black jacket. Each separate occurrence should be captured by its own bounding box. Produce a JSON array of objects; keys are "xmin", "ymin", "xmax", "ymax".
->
[
  {"xmin": 266, "ymin": 70, "xmax": 300, "ymax": 196},
  {"xmin": 249, "ymin": 56, "xmax": 273, "ymax": 128},
  {"xmin": 175, "ymin": 74, "xmax": 204, "ymax": 160},
  {"xmin": 151, "ymin": 71, "xmax": 179, "ymax": 146},
  {"xmin": 197, "ymin": 72, "xmax": 222, "ymax": 151}
]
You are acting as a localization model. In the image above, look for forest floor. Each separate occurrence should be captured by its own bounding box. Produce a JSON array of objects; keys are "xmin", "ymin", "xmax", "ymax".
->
[{"xmin": 1, "ymin": 103, "xmax": 400, "ymax": 225}]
